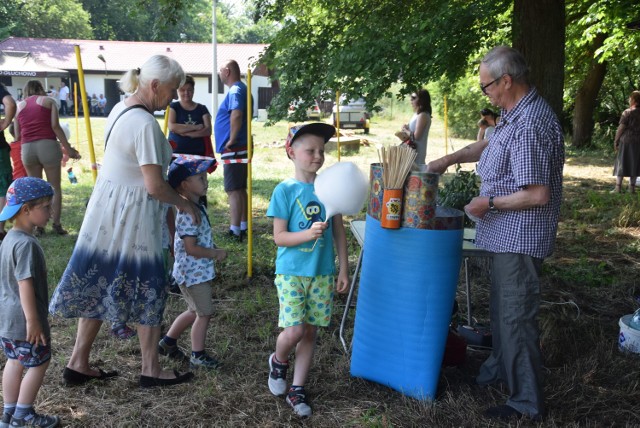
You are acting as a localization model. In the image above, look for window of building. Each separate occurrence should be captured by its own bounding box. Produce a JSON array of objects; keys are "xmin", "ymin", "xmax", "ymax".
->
[{"xmin": 208, "ymin": 76, "xmax": 224, "ymax": 94}]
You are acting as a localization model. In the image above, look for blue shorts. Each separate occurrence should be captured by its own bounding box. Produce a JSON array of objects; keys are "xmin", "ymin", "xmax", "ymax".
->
[{"xmin": 1, "ymin": 337, "xmax": 51, "ymax": 368}]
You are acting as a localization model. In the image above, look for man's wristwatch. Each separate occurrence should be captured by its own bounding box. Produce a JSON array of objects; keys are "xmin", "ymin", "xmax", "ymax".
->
[{"xmin": 488, "ymin": 196, "xmax": 498, "ymax": 212}]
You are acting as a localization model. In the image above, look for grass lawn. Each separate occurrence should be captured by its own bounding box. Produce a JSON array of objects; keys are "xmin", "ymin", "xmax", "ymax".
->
[{"xmin": 1, "ymin": 111, "xmax": 639, "ymax": 427}]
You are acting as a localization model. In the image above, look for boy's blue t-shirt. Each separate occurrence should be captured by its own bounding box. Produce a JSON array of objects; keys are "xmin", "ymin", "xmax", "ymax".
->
[{"xmin": 267, "ymin": 178, "xmax": 336, "ymax": 277}]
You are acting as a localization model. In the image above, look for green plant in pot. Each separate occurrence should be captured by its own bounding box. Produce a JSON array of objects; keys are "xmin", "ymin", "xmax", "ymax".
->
[{"xmin": 437, "ymin": 164, "xmax": 480, "ymax": 227}]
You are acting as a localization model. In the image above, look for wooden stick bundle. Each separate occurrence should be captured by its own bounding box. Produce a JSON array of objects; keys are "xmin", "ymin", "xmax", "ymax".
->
[{"xmin": 378, "ymin": 145, "xmax": 417, "ymax": 189}]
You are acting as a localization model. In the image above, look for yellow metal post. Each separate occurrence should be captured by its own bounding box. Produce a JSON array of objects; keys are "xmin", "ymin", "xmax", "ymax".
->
[
  {"xmin": 444, "ymin": 95, "xmax": 449, "ymax": 157},
  {"xmin": 246, "ymin": 68, "xmax": 253, "ymax": 278},
  {"xmin": 163, "ymin": 106, "xmax": 170, "ymax": 136},
  {"xmin": 335, "ymin": 91, "xmax": 341, "ymax": 161},
  {"xmin": 74, "ymin": 45, "xmax": 97, "ymax": 183}
]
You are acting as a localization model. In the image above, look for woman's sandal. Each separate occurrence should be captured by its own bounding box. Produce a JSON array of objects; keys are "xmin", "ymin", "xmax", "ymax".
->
[
  {"xmin": 139, "ymin": 369, "xmax": 194, "ymax": 388},
  {"xmin": 63, "ymin": 367, "xmax": 118, "ymax": 386},
  {"xmin": 52, "ymin": 223, "xmax": 68, "ymax": 235}
]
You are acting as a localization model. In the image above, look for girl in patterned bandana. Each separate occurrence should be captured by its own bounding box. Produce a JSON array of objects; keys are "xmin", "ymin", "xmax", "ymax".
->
[{"xmin": 158, "ymin": 155, "xmax": 227, "ymax": 370}]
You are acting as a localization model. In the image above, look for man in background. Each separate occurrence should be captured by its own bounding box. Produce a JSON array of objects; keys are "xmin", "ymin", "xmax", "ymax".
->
[
  {"xmin": 214, "ymin": 59, "xmax": 248, "ymax": 241},
  {"xmin": 58, "ymin": 81, "xmax": 69, "ymax": 116}
]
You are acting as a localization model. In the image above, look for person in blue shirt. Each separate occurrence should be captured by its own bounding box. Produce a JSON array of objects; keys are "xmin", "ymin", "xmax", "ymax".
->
[
  {"xmin": 214, "ymin": 60, "xmax": 248, "ymax": 240},
  {"xmin": 266, "ymin": 123, "xmax": 348, "ymax": 418}
]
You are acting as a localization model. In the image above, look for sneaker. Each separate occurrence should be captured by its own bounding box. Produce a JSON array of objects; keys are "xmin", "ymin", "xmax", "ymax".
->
[
  {"xmin": 158, "ymin": 338, "xmax": 188, "ymax": 362},
  {"xmin": 286, "ymin": 386, "xmax": 312, "ymax": 418},
  {"xmin": 227, "ymin": 230, "xmax": 242, "ymax": 242},
  {"xmin": 190, "ymin": 353, "xmax": 221, "ymax": 370},
  {"xmin": 268, "ymin": 353, "xmax": 289, "ymax": 396},
  {"xmin": 9, "ymin": 411, "xmax": 59, "ymax": 427},
  {"xmin": 1, "ymin": 412, "xmax": 12, "ymax": 428},
  {"xmin": 110, "ymin": 324, "xmax": 136, "ymax": 340}
]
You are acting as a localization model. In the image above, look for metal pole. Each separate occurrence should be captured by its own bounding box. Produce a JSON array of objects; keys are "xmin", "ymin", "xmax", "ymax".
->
[
  {"xmin": 336, "ymin": 91, "xmax": 341, "ymax": 162},
  {"xmin": 212, "ymin": 0, "xmax": 219, "ymax": 117},
  {"xmin": 163, "ymin": 106, "xmax": 170, "ymax": 136},
  {"xmin": 246, "ymin": 68, "xmax": 253, "ymax": 278},
  {"xmin": 73, "ymin": 45, "xmax": 97, "ymax": 183}
]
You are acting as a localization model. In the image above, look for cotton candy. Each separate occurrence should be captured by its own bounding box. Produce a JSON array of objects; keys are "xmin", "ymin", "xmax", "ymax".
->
[{"xmin": 315, "ymin": 162, "xmax": 368, "ymax": 219}]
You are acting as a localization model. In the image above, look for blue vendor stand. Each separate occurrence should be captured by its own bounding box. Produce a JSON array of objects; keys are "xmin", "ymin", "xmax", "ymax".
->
[{"xmin": 350, "ymin": 214, "xmax": 463, "ymax": 400}]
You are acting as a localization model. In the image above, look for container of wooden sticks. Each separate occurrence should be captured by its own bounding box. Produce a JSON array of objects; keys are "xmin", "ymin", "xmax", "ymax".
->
[{"xmin": 379, "ymin": 145, "xmax": 417, "ymax": 229}]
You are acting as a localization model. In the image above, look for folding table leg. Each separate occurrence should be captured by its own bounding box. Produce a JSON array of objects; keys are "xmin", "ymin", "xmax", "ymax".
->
[
  {"xmin": 465, "ymin": 256, "xmax": 472, "ymax": 326},
  {"xmin": 339, "ymin": 248, "xmax": 363, "ymax": 353}
]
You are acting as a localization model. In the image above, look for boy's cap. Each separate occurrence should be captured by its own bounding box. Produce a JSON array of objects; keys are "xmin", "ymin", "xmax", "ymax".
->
[
  {"xmin": 168, "ymin": 154, "xmax": 215, "ymax": 189},
  {"xmin": 285, "ymin": 123, "xmax": 336, "ymax": 152},
  {"xmin": 0, "ymin": 177, "xmax": 54, "ymax": 221}
]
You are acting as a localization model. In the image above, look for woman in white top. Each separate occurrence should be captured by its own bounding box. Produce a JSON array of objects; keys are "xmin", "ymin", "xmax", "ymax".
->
[
  {"xmin": 478, "ymin": 108, "xmax": 499, "ymax": 141},
  {"xmin": 402, "ymin": 89, "xmax": 432, "ymax": 165}
]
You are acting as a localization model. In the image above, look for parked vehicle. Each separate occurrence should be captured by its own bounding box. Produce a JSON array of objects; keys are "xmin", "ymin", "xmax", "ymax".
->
[
  {"xmin": 288, "ymin": 100, "xmax": 322, "ymax": 120},
  {"xmin": 332, "ymin": 98, "xmax": 370, "ymax": 134}
]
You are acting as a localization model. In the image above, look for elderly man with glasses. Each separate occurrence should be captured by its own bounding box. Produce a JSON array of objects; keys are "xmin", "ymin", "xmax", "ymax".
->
[{"xmin": 428, "ymin": 46, "xmax": 564, "ymax": 421}]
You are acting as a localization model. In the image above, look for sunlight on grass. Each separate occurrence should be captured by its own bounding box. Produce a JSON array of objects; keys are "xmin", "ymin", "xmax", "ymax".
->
[{"xmin": 11, "ymin": 109, "xmax": 638, "ymax": 427}]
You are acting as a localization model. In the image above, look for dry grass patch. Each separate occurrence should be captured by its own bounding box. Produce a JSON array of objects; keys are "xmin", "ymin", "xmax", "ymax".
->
[{"xmin": 1, "ymin": 117, "xmax": 639, "ymax": 426}]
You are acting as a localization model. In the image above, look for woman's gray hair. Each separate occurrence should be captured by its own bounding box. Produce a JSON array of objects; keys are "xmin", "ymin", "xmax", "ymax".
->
[
  {"xmin": 119, "ymin": 55, "xmax": 185, "ymax": 93},
  {"xmin": 481, "ymin": 46, "xmax": 530, "ymax": 85}
]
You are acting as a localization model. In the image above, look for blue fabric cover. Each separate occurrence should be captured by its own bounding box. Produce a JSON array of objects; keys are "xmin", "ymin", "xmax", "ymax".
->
[{"xmin": 350, "ymin": 214, "xmax": 463, "ymax": 400}]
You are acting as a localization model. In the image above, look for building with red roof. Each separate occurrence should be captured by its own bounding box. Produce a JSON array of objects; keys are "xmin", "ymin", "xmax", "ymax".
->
[{"xmin": 0, "ymin": 37, "xmax": 274, "ymax": 116}]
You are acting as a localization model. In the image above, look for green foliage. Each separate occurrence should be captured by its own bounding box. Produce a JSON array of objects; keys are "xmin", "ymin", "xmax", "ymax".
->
[
  {"xmin": 437, "ymin": 165, "xmax": 480, "ymax": 226},
  {"xmin": 3, "ymin": 0, "xmax": 274, "ymax": 43},
  {"xmin": 564, "ymin": 0, "xmax": 640, "ymax": 147},
  {"xmin": 256, "ymin": 0, "xmax": 509, "ymax": 122},
  {"xmin": 545, "ymin": 256, "xmax": 615, "ymax": 288},
  {"xmin": 429, "ymin": 74, "xmax": 495, "ymax": 140},
  {"xmin": 10, "ymin": 0, "xmax": 93, "ymax": 39}
]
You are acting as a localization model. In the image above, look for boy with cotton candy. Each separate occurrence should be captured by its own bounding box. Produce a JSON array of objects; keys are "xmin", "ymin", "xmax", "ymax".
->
[{"xmin": 266, "ymin": 123, "xmax": 349, "ymax": 417}]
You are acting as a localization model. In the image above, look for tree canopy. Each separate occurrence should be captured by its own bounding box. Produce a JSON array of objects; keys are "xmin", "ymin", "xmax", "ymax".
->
[
  {"xmin": 1, "ymin": 0, "xmax": 274, "ymax": 43},
  {"xmin": 257, "ymin": 0, "xmax": 640, "ymax": 147},
  {"xmin": 256, "ymin": 0, "xmax": 509, "ymax": 121}
]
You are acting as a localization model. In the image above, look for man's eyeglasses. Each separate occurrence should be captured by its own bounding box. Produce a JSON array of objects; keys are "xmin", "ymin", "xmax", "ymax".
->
[{"xmin": 480, "ymin": 74, "xmax": 505, "ymax": 95}]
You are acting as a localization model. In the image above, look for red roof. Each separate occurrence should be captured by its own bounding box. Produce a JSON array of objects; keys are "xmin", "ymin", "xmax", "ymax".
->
[{"xmin": 0, "ymin": 37, "xmax": 267, "ymax": 76}]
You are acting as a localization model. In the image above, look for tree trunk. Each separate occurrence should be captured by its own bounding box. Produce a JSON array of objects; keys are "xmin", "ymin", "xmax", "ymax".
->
[
  {"xmin": 571, "ymin": 34, "xmax": 608, "ymax": 149},
  {"xmin": 512, "ymin": 0, "xmax": 565, "ymax": 119}
]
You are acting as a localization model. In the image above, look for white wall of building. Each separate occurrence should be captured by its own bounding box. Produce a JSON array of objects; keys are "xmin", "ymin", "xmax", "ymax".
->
[{"xmin": 3, "ymin": 73, "xmax": 271, "ymax": 117}]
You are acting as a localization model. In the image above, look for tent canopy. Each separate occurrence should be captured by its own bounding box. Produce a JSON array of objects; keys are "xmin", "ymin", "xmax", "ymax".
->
[{"xmin": 0, "ymin": 51, "xmax": 69, "ymax": 78}]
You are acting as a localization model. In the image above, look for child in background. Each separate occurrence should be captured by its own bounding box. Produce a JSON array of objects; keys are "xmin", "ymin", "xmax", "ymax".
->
[
  {"xmin": 7, "ymin": 123, "xmax": 26, "ymax": 181},
  {"xmin": 266, "ymin": 123, "xmax": 349, "ymax": 417},
  {"xmin": 158, "ymin": 155, "xmax": 227, "ymax": 369},
  {"xmin": 0, "ymin": 177, "xmax": 59, "ymax": 427}
]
